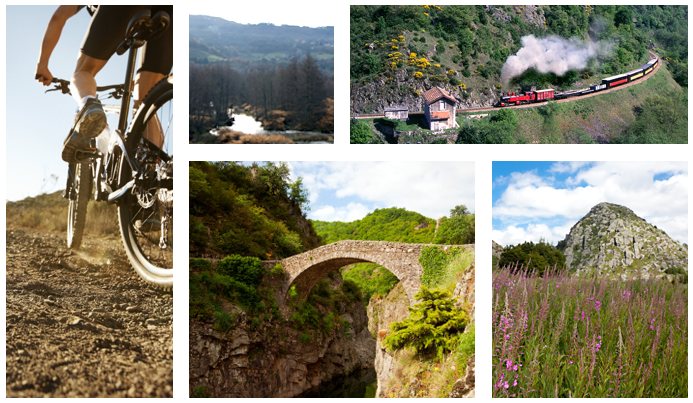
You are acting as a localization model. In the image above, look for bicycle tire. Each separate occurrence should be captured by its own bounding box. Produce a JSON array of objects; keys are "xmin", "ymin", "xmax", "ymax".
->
[
  {"xmin": 117, "ymin": 74, "xmax": 173, "ymax": 289},
  {"xmin": 67, "ymin": 162, "xmax": 92, "ymax": 249}
]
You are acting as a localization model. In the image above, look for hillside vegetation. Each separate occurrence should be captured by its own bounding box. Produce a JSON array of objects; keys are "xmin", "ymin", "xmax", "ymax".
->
[
  {"xmin": 189, "ymin": 161, "xmax": 322, "ymax": 260},
  {"xmin": 190, "ymin": 15, "xmax": 334, "ymax": 74},
  {"xmin": 312, "ymin": 207, "xmax": 436, "ymax": 244},
  {"xmin": 351, "ymin": 5, "xmax": 687, "ymax": 144}
]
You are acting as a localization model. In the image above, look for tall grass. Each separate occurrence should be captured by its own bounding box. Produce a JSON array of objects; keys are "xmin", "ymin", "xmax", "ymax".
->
[
  {"xmin": 492, "ymin": 265, "xmax": 687, "ymax": 398},
  {"xmin": 437, "ymin": 249, "xmax": 475, "ymax": 294}
]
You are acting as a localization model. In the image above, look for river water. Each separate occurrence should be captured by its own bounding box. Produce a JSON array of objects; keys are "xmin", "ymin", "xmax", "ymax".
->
[
  {"xmin": 209, "ymin": 114, "xmax": 332, "ymax": 143},
  {"xmin": 297, "ymin": 368, "xmax": 377, "ymax": 398}
]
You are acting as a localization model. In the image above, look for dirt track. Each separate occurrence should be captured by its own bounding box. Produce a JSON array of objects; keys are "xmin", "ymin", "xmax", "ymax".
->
[{"xmin": 5, "ymin": 226, "xmax": 173, "ymax": 397}]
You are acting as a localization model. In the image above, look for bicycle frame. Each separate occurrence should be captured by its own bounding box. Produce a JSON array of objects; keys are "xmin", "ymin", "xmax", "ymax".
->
[{"xmin": 64, "ymin": 37, "xmax": 166, "ymax": 205}]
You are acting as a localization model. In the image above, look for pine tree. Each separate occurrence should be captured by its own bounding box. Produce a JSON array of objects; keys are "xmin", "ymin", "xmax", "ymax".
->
[{"xmin": 382, "ymin": 286, "xmax": 468, "ymax": 360}]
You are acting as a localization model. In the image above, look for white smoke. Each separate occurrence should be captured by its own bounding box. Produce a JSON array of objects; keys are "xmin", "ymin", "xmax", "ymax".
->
[{"xmin": 501, "ymin": 35, "xmax": 601, "ymax": 83}]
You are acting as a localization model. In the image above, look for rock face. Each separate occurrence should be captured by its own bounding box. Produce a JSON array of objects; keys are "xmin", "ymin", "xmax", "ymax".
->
[
  {"xmin": 560, "ymin": 202, "xmax": 688, "ymax": 279},
  {"xmin": 367, "ymin": 260, "xmax": 476, "ymax": 398},
  {"xmin": 367, "ymin": 283, "xmax": 410, "ymax": 398},
  {"xmin": 448, "ymin": 355, "xmax": 475, "ymax": 398},
  {"xmin": 189, "ymin": 279, "xmax": 375, "ymax": 398}
]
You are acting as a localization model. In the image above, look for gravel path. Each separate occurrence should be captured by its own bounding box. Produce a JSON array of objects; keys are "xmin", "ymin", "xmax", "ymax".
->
[{"xmin": 5, "ymin": 227, "xmax": 173, "ymax": 397}]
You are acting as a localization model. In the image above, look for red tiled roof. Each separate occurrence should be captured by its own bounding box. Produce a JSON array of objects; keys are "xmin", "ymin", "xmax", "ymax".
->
[
  {"xmin": 422, "ymin": 87, "xmax": 456, "ymax": 105},
  {"xmin": 430, "ymin": 111, "xmax": 450, "ymax": 120}
]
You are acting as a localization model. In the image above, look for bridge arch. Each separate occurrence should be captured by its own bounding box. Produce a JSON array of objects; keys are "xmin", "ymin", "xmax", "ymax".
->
[{"xmin": 280, "ymin": 240, "xmax": 429, "ymax": 306}]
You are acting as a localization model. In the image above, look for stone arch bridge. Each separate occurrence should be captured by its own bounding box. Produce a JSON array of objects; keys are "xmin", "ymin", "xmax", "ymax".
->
[{"xmin": 264, "ymin": 240, "xmax": 473, "ymax": 309}]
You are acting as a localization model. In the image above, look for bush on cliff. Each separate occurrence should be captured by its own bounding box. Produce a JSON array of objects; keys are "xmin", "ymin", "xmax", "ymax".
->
[
  {"xmin": 382, "ymin": 286, "xmax": 468, "ymax": 360},
  {"xmin": 216, "ymin": 255, "xmax": 265, "ymax": 287}
]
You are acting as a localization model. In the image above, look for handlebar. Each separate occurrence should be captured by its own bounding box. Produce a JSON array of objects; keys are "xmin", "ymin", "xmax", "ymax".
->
[{"xmin": 44, "ymin": 78, "xmax": 125, "ymax": 99}]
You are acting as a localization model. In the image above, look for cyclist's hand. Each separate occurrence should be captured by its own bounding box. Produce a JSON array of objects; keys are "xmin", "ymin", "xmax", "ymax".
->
[{"xmin": 35, "ymin": 64, "xmax": 53, "ymax": 86}]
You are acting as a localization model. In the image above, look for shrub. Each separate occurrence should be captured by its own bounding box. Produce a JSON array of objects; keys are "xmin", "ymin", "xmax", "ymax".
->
[
  {"xmin": 216, "ymin": 255, "xmax": 265, "ymax": 287},
  {"xmin": 382, "ymin": 286, "xmax": 468, "ymax": 360},
  {"xmin": 190, "ymin": 258, "xmax": 213, "ymax": 273},
  {"xmin": 341, "ymin": 279, "xmax": 364, "ymax": 302},
  {"xmin": 213, "ymin": 309, "xmax": 234, "ymax": 333},
  {"xmin": 270, "ymin": 263, "xmax": 285, "ymax": 276},
  {"xmin": 193, "ymin": 384, "xmax": 212, "ymax": 398}
]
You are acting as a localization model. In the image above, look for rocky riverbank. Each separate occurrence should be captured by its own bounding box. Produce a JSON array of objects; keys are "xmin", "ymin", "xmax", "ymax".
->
[{"xmin": 189, "ymin": 273, "xmax": 375, "ymax": 398}]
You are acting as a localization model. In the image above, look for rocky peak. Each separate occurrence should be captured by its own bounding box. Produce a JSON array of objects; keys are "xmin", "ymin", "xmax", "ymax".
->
[{"xmin": 559, "ymin": 202, "xmax": 687, "ymax": 279}]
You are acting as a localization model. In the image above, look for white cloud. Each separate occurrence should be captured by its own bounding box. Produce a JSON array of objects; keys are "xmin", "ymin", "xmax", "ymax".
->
[
  {"xmin": 492, "ymin": 222, "xmax": 575, "ymax": 246},
  {"xmin": 293, "ymin": 161, "xmax": 475, "ymax": 220},
  {"xmin": 550, "ymin": 161, "xmax": 589, "ymax": 174},
  {"xmin": 494, "ymin": 162, "xmax": 688, "ymax": 244},
  {"xmin": 310, "ymin": 203, "xmax": 372, "ymax": 222}
]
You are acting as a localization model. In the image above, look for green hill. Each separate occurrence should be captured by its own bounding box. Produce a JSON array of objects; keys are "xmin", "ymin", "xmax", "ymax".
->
[
  {"xmin": 350, "ymin": 5, "xmax": 687, "ymax": 144},
  {"xmin": 190, "ymin": 15, "xmax": 334, "ymax": 74},
  {"xmin": 312, "ymin": 207, "xmax": 437, "ymax": 244}
]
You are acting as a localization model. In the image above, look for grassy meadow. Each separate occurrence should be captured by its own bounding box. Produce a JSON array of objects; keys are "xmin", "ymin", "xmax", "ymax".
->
[
  {"xmin": 6, "ymin": 191, "xmax": 118, "ymax": 237},
  {"xmin": 492, "ymin": 266, "xmax": 687, "ymax": 398}
]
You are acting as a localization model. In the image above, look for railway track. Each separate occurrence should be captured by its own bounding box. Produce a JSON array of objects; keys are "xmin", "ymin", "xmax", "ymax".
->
[{"xmin": 351, "ymin": 52, "xmax": 662, "ymax": 119}]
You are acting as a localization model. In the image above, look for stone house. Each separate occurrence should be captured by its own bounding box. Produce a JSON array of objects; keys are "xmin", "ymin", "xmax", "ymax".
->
[{"xmin": 422, "ymin": 87, "xmax": 458, "ymax": 130}]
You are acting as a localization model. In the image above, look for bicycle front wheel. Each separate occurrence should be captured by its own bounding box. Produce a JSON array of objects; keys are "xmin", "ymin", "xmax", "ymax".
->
[
  {"xmin": 67, "ymin": 161, "xmax": 92, "ymax": 249},
  {"xmin": 117, "ymin": 74, "xmax": 173, "ymax": 289}
]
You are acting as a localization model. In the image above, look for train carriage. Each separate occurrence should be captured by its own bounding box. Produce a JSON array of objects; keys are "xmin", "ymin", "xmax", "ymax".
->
[
  {"xmin": 602, "ymin": 73, "xmax": 629, "ymax": 88},
  {"xmin": 498, "ymin": 55, "xmax": 658, "ymax": 106}
]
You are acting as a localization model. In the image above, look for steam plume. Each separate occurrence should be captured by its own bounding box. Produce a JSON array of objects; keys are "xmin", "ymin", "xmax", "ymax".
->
[{"xmin": 501, "ymin": 35, "xmax": 600, "ymax": 83}]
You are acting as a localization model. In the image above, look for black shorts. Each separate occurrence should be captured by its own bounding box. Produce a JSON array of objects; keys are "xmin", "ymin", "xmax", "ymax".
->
[{"xmin": 80, "ymin": 5, "xmax": 173, "ymax": 75}]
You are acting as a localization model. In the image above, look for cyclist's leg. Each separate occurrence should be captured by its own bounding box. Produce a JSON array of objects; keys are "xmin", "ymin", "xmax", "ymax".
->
[
  {"xmin": 135, "ymin": 5, "xmax": 172, "ymax": 149},
  {"xmin": 70, "ymin": 52, "xmax": 107, "ymax": 105},
  {"xmin": 133, "ymin": 71, "xmax": 165, "ymax": 148}
]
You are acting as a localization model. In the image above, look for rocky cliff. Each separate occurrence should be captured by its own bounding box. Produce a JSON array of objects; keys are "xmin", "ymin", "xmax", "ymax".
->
[
  {"xmin": 352, "ymin": 71, "xmax": 498, "ymax": 115},
  {"xmin": 189, "ymin": 274, "xmax": 375, "ymax": 398},
  {"xmin": 367, "ymin": 261, "xmax": 475, "ymax": 398},
  {"xmin": 560, "ymin": 202, "xmax": 688, "ymax": 279}
]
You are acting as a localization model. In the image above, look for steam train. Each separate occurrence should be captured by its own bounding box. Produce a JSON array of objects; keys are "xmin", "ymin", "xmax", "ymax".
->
[{"xmin": 498, "ymin": 56, "xmax": 658, "ymax": 107}]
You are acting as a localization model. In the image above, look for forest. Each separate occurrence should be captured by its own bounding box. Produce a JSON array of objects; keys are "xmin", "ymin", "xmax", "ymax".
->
[
  {"xmin": 190, "ymin": 15, "xmax": 334, "ymax": 74},
  {"xmin": 189, "ymin": 55, "xmax": 334, "ymax": 143}
]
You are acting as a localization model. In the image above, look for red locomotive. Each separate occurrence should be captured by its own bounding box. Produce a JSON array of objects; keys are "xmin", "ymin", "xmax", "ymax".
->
[{"xmin": 499, "ymin": 89, "xmax": 554, "ymax": 106}]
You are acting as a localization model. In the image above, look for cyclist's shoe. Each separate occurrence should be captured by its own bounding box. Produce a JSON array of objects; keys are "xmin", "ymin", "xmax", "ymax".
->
[
  {"xmin": 74, "ymin": 98, "xmax": 107, "ymax": 138},
  {"xmin": 62, "ymin": 98, "xmax": 107, "ymax": 164},
  {"xmin": 61, "ymin": 129, "xmax": 92, "ymax": 163}
]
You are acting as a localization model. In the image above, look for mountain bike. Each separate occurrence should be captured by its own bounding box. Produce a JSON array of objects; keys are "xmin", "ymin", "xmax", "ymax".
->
[{"xmin": 46, "ymin": 10, "xmax": 173, "ymax": 289}]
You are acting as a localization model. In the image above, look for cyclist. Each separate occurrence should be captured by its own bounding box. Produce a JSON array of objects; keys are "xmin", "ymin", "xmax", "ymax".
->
[{"xmin": 35, "ymin": 5, "xmax": 172, "ymax": 164}]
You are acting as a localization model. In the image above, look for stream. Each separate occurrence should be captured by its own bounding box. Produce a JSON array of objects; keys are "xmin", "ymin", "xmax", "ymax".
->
[
  {"xmin": 209, "ymin": 114, "xmax": 333, "ymax": 143},
  {"xmin": 297, "ymin": 368, "xmax": 377, "ymax": 398}
]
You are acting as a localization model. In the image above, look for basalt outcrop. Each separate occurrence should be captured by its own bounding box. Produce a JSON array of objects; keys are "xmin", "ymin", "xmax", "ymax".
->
[
  {"xmin": 189, "ymin": 274, "xmax": 375, "ymax": 398},
  {"xmin": 559, "ymin": 202, "xmax": 688, "ymax": 279}
]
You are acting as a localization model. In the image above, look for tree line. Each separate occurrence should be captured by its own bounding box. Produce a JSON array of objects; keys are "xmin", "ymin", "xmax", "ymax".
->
[{"xmin": 189, "ymin": 54, "xmax": 334, "ymax": 137}]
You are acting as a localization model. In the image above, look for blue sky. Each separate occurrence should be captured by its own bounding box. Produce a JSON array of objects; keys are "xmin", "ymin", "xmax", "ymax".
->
[
  {"xmin": 492, "ymin": 162, "xmax": 688, "ymax": 246},
  {"xmin": 247, "ymin": 162, "xmax": 475, "ymax": 222},
  {"xmin": 6, "ymin": 6, "xmax": 148, "ymax": 201}
]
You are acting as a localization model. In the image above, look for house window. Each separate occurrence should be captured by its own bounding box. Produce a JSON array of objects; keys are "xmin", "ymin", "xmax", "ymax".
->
[{"xmin": 440, "ymin": 101, "xmax": 445, "ymax": 110}]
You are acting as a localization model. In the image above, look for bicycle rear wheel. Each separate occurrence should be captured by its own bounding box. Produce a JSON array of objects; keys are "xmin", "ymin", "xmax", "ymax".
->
[
  {"xmin": 67, "ymin": 161, "xmax": 92, "ymax": 249},
  {"xmin": 117, "ymin": 74, "xmax": 173, "ymax": 289}
]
